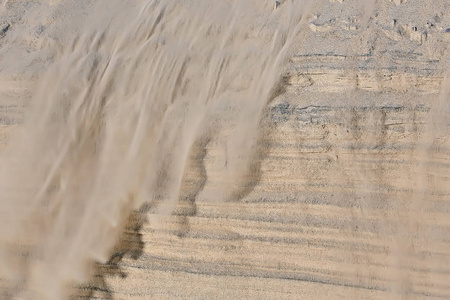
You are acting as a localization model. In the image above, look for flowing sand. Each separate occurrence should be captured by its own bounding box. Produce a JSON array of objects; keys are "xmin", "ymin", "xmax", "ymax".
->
[{"xmin": 0, "ymin": 0, "xmax": 449, "ymax": 299}]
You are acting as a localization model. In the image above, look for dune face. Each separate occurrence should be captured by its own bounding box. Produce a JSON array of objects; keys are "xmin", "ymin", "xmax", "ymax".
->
[
  {"xmin": 0, "ymin": 0, "xmax": 311, "ymax": 299},
  {"xmin": 0, "ymin": 0, "xmax": 449, "ymax": 299}
]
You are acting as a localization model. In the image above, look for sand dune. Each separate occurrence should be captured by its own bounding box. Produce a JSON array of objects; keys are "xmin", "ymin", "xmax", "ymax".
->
[{"xmin": 0, "ymin": 0, "xmax": 449, "ymax": 299}]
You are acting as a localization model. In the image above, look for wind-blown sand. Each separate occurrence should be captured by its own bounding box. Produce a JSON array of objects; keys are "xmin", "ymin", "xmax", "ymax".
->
[{"xmin": 0, "ymin": 0, "xmax": 449, "ymax": 299}]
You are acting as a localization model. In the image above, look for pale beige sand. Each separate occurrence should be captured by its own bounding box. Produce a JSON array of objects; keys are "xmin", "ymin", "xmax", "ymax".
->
[{"xmin": 0, "ymin": 0, "xmax": 449, "ymax": 299}]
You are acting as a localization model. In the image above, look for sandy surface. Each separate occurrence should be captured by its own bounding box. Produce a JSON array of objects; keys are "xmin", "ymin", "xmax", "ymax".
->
[{"xmin": 0, "ymin": 0, "xmax": 450, "ymax": 299}]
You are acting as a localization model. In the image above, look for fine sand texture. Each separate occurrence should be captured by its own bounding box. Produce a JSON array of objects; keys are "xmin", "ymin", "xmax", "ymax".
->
[{"xmin": 0, "ymin": 0, "xmax": 450, "ymax": 299}]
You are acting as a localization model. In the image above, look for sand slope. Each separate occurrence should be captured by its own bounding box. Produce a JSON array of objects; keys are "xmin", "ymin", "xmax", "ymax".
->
[{"xmin": 1, "ymin": 0, "xmax": 450, "ymax": 299}]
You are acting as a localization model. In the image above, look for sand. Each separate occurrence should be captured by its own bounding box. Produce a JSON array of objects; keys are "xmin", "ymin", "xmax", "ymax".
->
[{"xmin": 0, "ymin": 0, "xmax": 449, "ymax": 299}]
